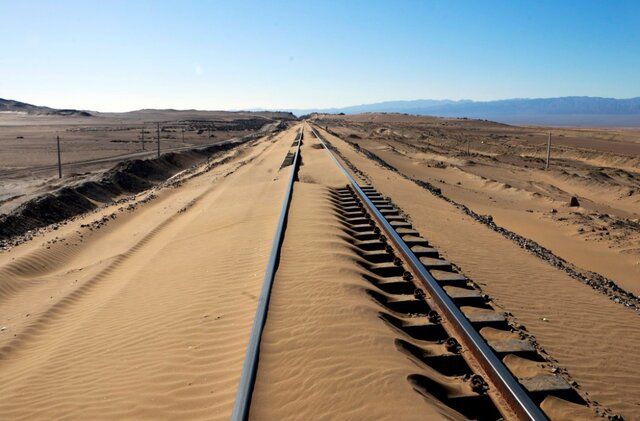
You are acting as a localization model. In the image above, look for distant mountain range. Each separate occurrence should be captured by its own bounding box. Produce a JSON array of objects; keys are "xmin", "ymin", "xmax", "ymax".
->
[
  {"xmin": 0, "ymin": 98, "xmax": 297, "ymax": 121},
  {"xmin": 291, "ymin": 97, "xmax": 640, "ymax": 127},
  {"xmin": 4, "ymin": 96, "xmax": 640, "ymax": 127},
  {"xmin": 0, "ymin": 98, "xmax": 92, "ymax": 117}
]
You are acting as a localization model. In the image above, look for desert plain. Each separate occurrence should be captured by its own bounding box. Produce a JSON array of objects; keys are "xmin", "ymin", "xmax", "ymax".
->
[{"xmin": 0, "ymin": 111, "xmax": 639, "ymax": 420}]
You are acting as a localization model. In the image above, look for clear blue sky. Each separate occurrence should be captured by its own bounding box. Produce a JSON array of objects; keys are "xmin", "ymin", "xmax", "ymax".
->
[{"xmin": 1, "ymin": 0, "xmax": 638, "ymax": 111}]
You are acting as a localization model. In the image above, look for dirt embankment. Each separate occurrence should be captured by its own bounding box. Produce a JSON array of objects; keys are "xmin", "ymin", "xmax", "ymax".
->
[
  {"xmin": 313, "ymin": 115, "xmax": 640, "ymax": 298},
  {"xmin": 0, "ymin": 142, "xmax": 244, "ymax": 244}
]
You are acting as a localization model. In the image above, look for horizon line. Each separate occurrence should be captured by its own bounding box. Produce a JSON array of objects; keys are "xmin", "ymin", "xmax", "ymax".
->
[{"xmin": 3, "ymin": 95, "xmax": 640, "ymax": 114}]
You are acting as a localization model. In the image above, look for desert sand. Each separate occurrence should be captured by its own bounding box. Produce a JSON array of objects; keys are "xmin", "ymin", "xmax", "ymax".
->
[
  {"xmin": 0, "ymin": 111, "xmax": 286, "ymax": 216},
  {"xmin": 0, "ymin": 127, "xmax": 296, "ymax": 418},
  {"xmin": 315, "ymin": 114, "xmax": 640, "ymax": 296},
  {"xmin": 250, "ymin": 127, "xmax": 458, "ymax": 419},
  {"xmin": 1, "ymin": 116, "xmax": 639, "ymax": 420},
  {"xmin": 312, "ymin": 122, "xmax": 640, "ymax": 418}
]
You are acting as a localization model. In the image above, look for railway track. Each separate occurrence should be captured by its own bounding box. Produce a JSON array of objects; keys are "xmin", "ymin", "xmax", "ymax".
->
[
  {"xmin": 232, "ymin": 125, "xmax": 591, "ymax": 420},
  {"xmin": 232, "ymin": 128, "xmax": 302, "ymax": 420}
]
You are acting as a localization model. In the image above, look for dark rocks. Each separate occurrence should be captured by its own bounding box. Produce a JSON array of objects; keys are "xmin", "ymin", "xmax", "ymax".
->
[{"xmin": 569, "ymin": 196, "xmax": 580, "ymax": 207}]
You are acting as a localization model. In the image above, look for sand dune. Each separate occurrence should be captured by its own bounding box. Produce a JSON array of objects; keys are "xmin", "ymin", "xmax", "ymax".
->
[{"xmin": 0, "ymin": 127, "xmax": 298, "ymax": 419}]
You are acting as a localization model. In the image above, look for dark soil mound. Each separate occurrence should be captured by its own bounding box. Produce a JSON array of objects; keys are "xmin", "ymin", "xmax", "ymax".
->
[{"xmin": 0, "ymin": 142, "xmax": 238, "ymax": 242}]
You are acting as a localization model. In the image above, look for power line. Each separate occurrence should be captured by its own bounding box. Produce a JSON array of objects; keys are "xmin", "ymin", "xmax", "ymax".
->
[
  {"xmin": 157, "ymin": 122, "xmax": 161, "ymax": 158},
  {"xmin": 545, "ymin": 132, "xmax": 551, "ymax": 170},
  {"xmin": 56, "ymin": 135, "xmax": 62, "ymax": 178}
]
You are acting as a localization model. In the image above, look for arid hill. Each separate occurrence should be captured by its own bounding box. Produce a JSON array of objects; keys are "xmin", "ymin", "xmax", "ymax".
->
[{"xmin": 0, "ymin": 98, "xmax": 92, "ymax": 117}]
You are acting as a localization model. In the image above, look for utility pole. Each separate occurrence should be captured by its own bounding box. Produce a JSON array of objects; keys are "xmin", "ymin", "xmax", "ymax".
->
[
  {"xmin": 156, "ymin": 122, "xmax": 161, "ymax": 158},
  {"xmin": 182, "ymin": 127, "xmax": 185, "ymax": 143},
  {"xmin": 545, "ymin": 132, "xmax": 551, "ymax": 170},
  {"xmin": 141, "ymin": 126, "xmax": 145, "ymax": 151},
  {"xmin": 56, "ymin": 135, "xmax": 62, "ymax": 178},
  {"xmin": 466, "ymin": 138, "xmax": 470, "ymax": 155}
]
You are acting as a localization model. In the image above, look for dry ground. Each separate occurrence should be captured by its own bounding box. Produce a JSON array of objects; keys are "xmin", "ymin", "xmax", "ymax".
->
[
  {"xmin": 1, "ymin": 117, "xmax": 639, "ymax": 419},
  {"xmin": 0, "ymin": 125, "xmax": 297, "ymax": 419},
  {"xmin": 313, "ymin": 114, "xmax": 640, "ymax": 296},
  {"xmin": 313, "ymin": 122, "xmax": 640, "ymax": 418},
  {"xmin": 0, "ymin": 111, "xmax": 285, "ymax": 215},
  {"xmin": 251, "ymin": 127, "xmax": 454, "ymax": 419}
]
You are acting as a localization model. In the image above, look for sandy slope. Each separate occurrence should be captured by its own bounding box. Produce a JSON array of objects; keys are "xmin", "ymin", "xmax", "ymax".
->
[
  {"xmin": 354, "ymin": 141, "xmax": 640, "ymax": 295},
  {"xmin": 317, "ymin": 115, "xmax": 640, "ymax": 298},
  {"xmin": 250, "ymin": 127, "xmax": 460, "ymax": 420},
  {"xmin": 318, "ymin": 127, "xmax": 640, "ymax": 418},
  {"xmin": 0, "ymin": 126, "xmax": 299, "ymax": 419}
]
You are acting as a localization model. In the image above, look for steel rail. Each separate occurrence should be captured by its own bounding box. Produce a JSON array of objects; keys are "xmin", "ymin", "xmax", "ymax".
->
[
  {"xmin": 231, "ymin": 128, "xmax": 302, "ymax": 421},
  {"xmin": 311, "ymin": 125, "xmax": 547, "ymax": 421}
]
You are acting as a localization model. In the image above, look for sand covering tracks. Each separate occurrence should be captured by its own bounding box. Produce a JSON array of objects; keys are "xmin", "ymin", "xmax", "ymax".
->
[
  {"xmin": 0, "ymin": 127, "xmax": 299, "ymax": 419},
  {"xmin": 250, "ymin": 128, "xmax": 461, "ymax": 419},
  {"xmin": 315, "ymin": 126, "xmax": 640, "ymax": 418},
  {"xmin": 317, "ymin": 115, "xmax": 640, "ymax": 298},
  {"xmin": 1, "ymin": 121, "xmax": 638, "ymax": 419}
]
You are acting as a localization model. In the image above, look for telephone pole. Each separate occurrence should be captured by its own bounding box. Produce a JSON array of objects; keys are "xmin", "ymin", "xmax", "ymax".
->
[
  {"xmin": 141, "ymin": 126, "xmax": 145, "ymax": 151},
  {"xmin": 56, "ymin": 135, "xmax": 62, "ymax": 178},
  {"xmin": 545, "ymin": 132, "xmax": 551, "ymax": 170},
  {"xmin": 182, "ymin": 127, "xmax": 185, "ymax": 143},
  {"xmin": 156, "ymin": 122, "xmax": 161, "ymax": 158}
]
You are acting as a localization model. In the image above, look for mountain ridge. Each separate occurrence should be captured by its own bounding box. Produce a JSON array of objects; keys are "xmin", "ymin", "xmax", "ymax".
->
[
  {"xmin": 0, "ymin": 98, "xmax": 92, "ymax": 117},
  {"xmin": 4, "ymin": 96, "xmax": 640, "ymax": 127},
  {"xmin": 0, "ymin": 98, "xmax": 297, "ymax": 121},
  {"xmin": 290, "ymin": 96, "xmax": 640, "ymax": 127}
]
